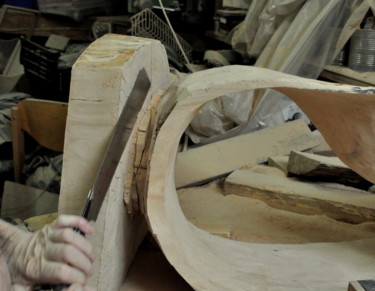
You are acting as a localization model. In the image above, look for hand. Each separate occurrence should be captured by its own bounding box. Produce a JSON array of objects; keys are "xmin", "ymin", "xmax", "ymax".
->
[{"xmin": 3, "ymin": 215, "xmax": 95, "ymax": 290}]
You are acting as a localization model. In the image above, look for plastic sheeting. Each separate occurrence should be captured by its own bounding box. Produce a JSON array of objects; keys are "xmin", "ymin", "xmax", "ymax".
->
[{"xmin": 188, "ymin": 0, "xmax": 373, "ymax": 144}]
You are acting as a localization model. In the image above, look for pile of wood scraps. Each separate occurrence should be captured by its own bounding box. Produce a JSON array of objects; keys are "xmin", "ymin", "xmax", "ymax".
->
[{"xmin": 176, "ymin": 121, "xmax": 375, "ymax": 244}]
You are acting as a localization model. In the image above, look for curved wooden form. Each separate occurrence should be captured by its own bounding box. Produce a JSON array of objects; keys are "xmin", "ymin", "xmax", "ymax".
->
[{"xmin": 147, "ymin": 66, "xmax": 375, "ymax": 290}]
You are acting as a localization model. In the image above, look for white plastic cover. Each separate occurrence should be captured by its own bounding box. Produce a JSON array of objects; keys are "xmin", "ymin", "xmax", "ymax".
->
[{"xmin": 188, "ymin": 0, "xmax": 373, "ymax": 144}]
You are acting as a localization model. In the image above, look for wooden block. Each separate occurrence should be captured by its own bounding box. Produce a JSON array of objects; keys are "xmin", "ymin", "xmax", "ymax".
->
[
  {"xmin": 288, "ymin": 150, "xmax": 371, "ymax": 188},
  {"xmin": 1, "ymin": 181, "xmax": 58, "ymax": 220},
  {"xmin": 224, "ymin": 166, "xmax": 375, "ymax": 223},
  {"xmin": 288, "ymin": 150, "xmax": 348, "ymax": 174},
  {"xmin": 175, "ymin": 119, "xmax": 319, "ymax": 188},
  {"xmin": 59, "ymin": 34, "xmax": 170, "ymax": 290},
  {"xmin": 348, "ymin": 280, "xmax": 375, "ymax": 291},
  {"xmin": 267, "ymin": 155, "xmax": 289, "ymax": 173},
  {"xmin": 310, "ymin": 133, "xmax": 334, "ymax": 156}
]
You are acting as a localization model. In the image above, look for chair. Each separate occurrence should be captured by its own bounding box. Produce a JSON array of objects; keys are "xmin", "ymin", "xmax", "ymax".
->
[{"xmin": 11, "ymin": 98, "xmax": 68, "ymax": 182}]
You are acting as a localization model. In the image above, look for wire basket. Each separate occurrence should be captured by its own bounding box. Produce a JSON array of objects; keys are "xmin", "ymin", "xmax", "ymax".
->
[{"xmin": 130, "ymin": 9, "xmax": 192, "ymax": 65}]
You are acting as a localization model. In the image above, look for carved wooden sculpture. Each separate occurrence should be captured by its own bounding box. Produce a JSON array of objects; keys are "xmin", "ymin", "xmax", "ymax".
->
[
  {"xmin": 147, "ymin": 66, "xmax": 375, "ymax": 290},
  {"xmin": 61, "ymin": 34, "xmax": 375, "ymax": 290}
]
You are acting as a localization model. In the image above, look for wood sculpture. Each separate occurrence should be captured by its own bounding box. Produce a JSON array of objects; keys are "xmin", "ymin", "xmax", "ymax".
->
[
  {"xmin": 147, "ymin": 66, "xmax": 375, "ymax": 290},
  {"xmin": 60, "ymin": 34, "xmax": 375, "ymax": 290}
]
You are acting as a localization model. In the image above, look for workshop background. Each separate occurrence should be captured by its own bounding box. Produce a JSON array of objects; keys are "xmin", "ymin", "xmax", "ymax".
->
[{"xmin": 0, "ymin": 0, "xmax": 375, "ymax": 289}]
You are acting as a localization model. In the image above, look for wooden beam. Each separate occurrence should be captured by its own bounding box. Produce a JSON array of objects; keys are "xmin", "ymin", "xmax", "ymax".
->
[
  {"xmin": 225, "ymin": 166, "xmax": 375, "ymax": 224},
  {"xmin": 59, "ymin": 34, "xmax": 170, "ymax": 290},
  {"xmin": 175, "ymin": 119, "xmax": 319, "ymax": 188},
  {"xmin": 287, "ymin": 150, "xmax": 371, "ymax": 188}
]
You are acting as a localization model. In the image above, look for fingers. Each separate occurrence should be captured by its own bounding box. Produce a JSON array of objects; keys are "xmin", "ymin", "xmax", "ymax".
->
[
  {"xmin": 45, "ymin": 243, "xmax": 93, "ymax": 277},
  {"xmin": 67, "ymin": 283, "xmax": 96, "ymax": 291},
  {"xmin": 25, "ymin": 257, "xmax": 87, "ymax": 285},
  {"xmin": 49, "ymin": 228, "xmax": 95, "ymax": 263},
  {"xmin": 51, "ymin": 215, "xmax": 95, "ymax": 236}
]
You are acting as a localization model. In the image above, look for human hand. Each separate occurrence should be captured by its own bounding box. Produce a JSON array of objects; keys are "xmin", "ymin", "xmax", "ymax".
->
[{"xmin": 3, "ymin": 215, "xmax": 95, "ymax": 290}]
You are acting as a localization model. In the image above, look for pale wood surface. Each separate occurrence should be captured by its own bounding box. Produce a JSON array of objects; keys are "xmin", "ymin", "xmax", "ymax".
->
[
  {"xmin": 59, "ymin": 34, "xmax": 170, "ymax": 290},
  {"xmin": 323, "ymin": 65, "xmax": 375, "ymax": 86},
  {"xmin": 267, "ymin": 155, "xmax": 289, "ymax": 173},
  {"xmin": 175, "ymin": 119, "xmax": 318, "ymax": 188},
  {"xmin": 147, "ymin": 65, "xmax": 375, "ymax": 290},
  {"xmin": 225, "ymin": 166, "xmax": 375, "ymax": 224},
  {"xmin": 11, "ymin": 98, "xmax": 67, "ymax": 182},
  {"xmin": 287, "ymin": 150, "xmax": 370, "ymax": 187},
  {"xmin": 178, "ymin": 181, "xmax": 375, "ymax": 244}
]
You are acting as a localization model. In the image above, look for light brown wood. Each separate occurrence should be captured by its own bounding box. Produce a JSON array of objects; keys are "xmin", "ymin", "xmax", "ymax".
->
[
  {"xmin": 147, "ymin": 65, "xmax": 375, "ymax": 290},
  {"xmin": 348, "ymin": 281, "xmax": 369, "ymax": 291},
  {"xmin": 11, "ymin": 98, "xmax": 67, "ymax": 182},
  {"xmin": 267, "ymin": 155, "xmax": 289, "ymax": 173},
  {"xmin": 287, "ymin": 150, "xmax": 370, "ymax": 187},
  {"xmin": 175, "ymin": 119, "xmax": 318, "ymax": 188},
  {"xmin": 178, "ymin": 181, "xmax": 375, "ymax": 244},
  {"xmin": 59, "ymin": 34, "xmax": 170, "ymax": 290},
  {"xmin": 225, "ymin": 166, "xmax": 375, "ymax": 224}
]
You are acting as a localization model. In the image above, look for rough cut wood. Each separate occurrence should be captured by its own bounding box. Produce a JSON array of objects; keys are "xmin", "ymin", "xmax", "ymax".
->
[
  {"xmin": 147, "ymin": 65, "xmax": 375, "ymax": 290},
  {"xmin": 178, "ymin": 181, "xmax": 375, "ymax": 244},
  {"xmin": 347, "ymin": 280, "xmax": 374, "ymax": 291},
  {"xmin": 288, "ymin": 150, "xmax": 370, "ymax": 188},
  {"xmin": 267, "ymin": 155, "xmax": 289, "ymax": 173},
  {"xmin": 175, "ymin": 119, "xmax": 318, "ymax": 188},
  {"xmin": 59, "ymin": 34, "xmax": 170, "ymax": 290},
  {"xmin": 288, "ymin": 150, "xmax": 349, "ymax": 174},
  {"xmin": 225, "ymin": 166, "xmax": 375, "ymax": 224}
]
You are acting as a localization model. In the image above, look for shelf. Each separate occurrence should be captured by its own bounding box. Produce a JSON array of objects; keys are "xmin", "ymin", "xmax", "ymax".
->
[{"xmin": 321, "ymin": 65, "xmax": 375, "ymax": 87}]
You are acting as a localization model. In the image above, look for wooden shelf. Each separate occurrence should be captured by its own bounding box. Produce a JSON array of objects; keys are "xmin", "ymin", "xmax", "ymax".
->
[{"xmin": 321, "ymin": 65, "xmax": 375, "ymax": 87}]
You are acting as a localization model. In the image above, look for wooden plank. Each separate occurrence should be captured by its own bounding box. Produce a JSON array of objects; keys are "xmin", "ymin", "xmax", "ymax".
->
[
  {"xmin": 287, "ymin": 150, "xmax": 371, "ymax": 188},
  {"xmin": 224, "ymin": 166, "xmax": 375, "ymax": 223},
  {"xmin": 59, "ymin": 34, "xmax": 170, "ymax": 290},
  {"xmin": 178, "ymin": 180, "xmax": 375, "ymax": 244},
  {"xmin": 0, "ymin": 5, "xmax": 94, "ymax": 40},
  {"xmin": 267, "ymin": 155, "xmax": 289, "ymax": 173},
  {"xmin": 348, "ymin": 280, "xmax": 375, "ymax": 291},
  {"xmin": 322, "ymin": 65, "xmax": 375, "ymax": 86},
  {"xmin": 175, "ymin": 119, "xmax": 319, "ymax": 188}
]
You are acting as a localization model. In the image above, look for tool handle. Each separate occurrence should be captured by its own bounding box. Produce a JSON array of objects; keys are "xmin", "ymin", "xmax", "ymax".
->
[{"xmin": 53, "ymin": 284, "xmax": 69, "ymax": 291}]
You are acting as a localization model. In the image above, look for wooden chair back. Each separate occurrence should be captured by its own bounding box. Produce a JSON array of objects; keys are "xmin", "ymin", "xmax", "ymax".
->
[{"xmin": 11, "ymin": 98, "xmax": 68, "ymax": 182}]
